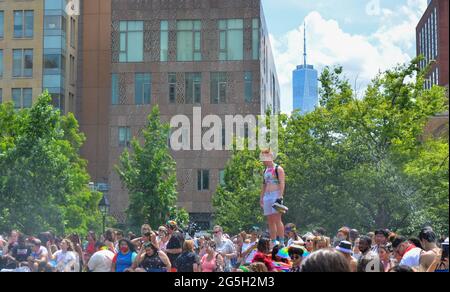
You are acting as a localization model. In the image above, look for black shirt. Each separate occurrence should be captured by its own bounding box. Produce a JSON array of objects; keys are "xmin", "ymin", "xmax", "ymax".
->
[
  {"xmin": 175, "ymin": 252, "xmax": 199, "ymax": 272},
  {"xmin": 11, "ymin": 244, "xmax": 31, "ymax": 262},
  {"xmin": 166, "ymin": 231, "xmax": 184, "ymax": 265}
]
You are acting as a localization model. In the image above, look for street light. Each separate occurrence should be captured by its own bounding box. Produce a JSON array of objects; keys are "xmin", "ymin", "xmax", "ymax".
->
[{"xmin": 98, "ymin": 193, "xmax": 110, "ymax": 234}]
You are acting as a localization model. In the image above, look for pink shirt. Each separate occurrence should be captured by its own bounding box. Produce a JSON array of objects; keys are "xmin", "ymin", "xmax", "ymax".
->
[{"xmin": 201, "ymin": 254, "xmax": 216, "ymax": 272}]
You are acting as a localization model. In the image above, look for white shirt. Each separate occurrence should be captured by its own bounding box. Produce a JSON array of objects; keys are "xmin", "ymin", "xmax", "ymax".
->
[
  {"xmin": 242, "ymin": 242, "xmax": 257, "ymax": 264},
  {"xmin": 216, "ymin": 238, "xmax": 236, "ymax": 271},
  {"xmin": 88, "ymin": 249, "xmax": 115, "ymax": 272},
  {"xmin": 54, "ymin": 250, "xmax": 77, "ymax": 272},
  {"xmin": 400, "ymin": 247, "xmax": 423, "ymax": 268}
]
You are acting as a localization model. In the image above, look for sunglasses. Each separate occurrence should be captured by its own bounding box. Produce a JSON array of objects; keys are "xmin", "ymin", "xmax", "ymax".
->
[{"xmin": 289, "ymin": 254, "xmax": 301, "ymax": 260}]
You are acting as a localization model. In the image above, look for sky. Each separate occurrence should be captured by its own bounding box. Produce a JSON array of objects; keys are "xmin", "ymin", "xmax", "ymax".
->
[{"xmin": 262, "ymin": 0, "xmax": 429, "ymax": 113}]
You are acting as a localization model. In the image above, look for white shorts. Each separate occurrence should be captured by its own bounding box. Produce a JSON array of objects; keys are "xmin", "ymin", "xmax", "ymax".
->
[{"xmin": 263, "ymin": 191, "xmax": 281, "ymax": 216}]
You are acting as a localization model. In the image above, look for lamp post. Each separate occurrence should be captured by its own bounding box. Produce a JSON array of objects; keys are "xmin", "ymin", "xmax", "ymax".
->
[{"xmin": 98, "ymin": 193, "xmax": 110, "ymax": 235}]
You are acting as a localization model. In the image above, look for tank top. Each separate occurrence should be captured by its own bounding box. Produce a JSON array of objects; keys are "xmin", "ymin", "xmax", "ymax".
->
[
  {"xmin": 140, "ymin": 252, "xmax": 167, "ymax": 272},
  {"xmin": 201, "ymin": 254, "xmax": 217, "ymax": 272},
  {"xmin": 264, "ymin": 165, "xmax": 280, "ymax": 185}
]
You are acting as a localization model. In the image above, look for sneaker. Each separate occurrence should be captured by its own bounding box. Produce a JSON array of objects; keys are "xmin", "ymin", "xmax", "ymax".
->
[{"xmin": 272, "ymin": 199, "xmax": 288, "ymax": 214}]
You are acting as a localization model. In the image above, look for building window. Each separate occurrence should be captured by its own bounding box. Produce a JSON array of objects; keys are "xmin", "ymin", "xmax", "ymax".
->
[
  {"xmin": 211, "ymin": 72, "xmax": 227, "ymax": 104},
  {"xmin": 185, "ymin": 73, "xmax": 201, "ymax": 104},
  {"xmin": 0, "ymin": 89, "xmax": 2, "ymax": 104},
  {"xmin": 112, "ymin": 74, "xmax": 119, "ymax": 105},
  {"xmin": 168, "ymin": 73, "xmax": 176, "ymax": 103},
  {"xmin": 219, "ymin": 19, "xmax": 244, "ymax": 61},
  {"xmin": 44, "ymin": 15, "xmax": 66, "ymax": 34},
  {"xmin": 44, "ymin": 53, "xmax": 65, "ymax": 75},
  {"xmin": 0, "ymin": 50, "xmax": 3, "ymax": 78},
  {"xmin": 70, "ymin": 17, "xmax": 76, "ymax": 48},
  {"xmin": 135, "ymin": 73, "xmax": 151, "ymax": 105},
  {"xmin": 70, "ymin": 55, "xmax": 76, "ymax": 85},
  {"xmin": 13, "ymin": 49, "xmax": 33, "ymax": 78},
  {"xmin": 119, "ymin": 127, "xmax": 131, "ymax": 147},
  {"xmin": 244, "ymin": 72, "xmax": 253, "ymax": 103},
  {"xmin": 177, "ymin": 20, "xmax": 201, "ymax": 61},
  {"xmin": 252, "ymin": 19, "xmax": 260, "ymax": 60},
  {"xmin": 12, "ymin": 88, "xmax": 32, "ymax": 109},
  {"xmin": 51, "ymin": 93, "xmax": 65, "ymax": 112},
  {"xmin": 219, "ymin": 170, "xmax": 225, "ymax": 186},
  {"xmin": 14, "ymin": 10, "xmax": 34, "ymax": 38},
  {"xmin": 160, "ymin": 21, "xmax": 169, "ymax": 62},
  {"xmin": 0, "ymin": 11, "xmax": 4, "ymax": 39},
  {"xmin": 68, "ymin": 92, "xmax": 75, "ymax": 113},
  {"xmin": 119, "ymin": 21, "xmax": 144, "ymax": 62},
  {"xmin": 197, "ymin": 170, "xmax": 210, "ymax": 191}
]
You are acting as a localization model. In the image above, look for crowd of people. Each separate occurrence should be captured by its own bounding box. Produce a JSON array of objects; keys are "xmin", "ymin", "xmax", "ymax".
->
[{"xmin": 0, "ymin": 222, "xmax": 448, "ymax": 273}]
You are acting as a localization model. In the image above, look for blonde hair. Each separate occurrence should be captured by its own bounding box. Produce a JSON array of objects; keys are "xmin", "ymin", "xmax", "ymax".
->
[{"xmin": 183, "ymin": 240, "xmax": 195, "ymax": 252}]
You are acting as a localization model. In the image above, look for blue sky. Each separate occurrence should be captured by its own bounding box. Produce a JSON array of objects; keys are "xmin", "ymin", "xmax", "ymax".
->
[{"xmin": 261, "ymin": 0, "xmax": 428, "ymax": 113}]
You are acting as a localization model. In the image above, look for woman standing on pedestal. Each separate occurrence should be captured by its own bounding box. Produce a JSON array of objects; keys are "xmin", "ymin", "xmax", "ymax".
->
[{"xmin": 260, "ymin": 149, "xmax": 286, "ymax": 247}]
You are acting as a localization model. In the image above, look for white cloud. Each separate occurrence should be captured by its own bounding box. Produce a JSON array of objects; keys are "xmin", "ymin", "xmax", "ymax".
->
[{"xmin": 272, "ymin": 1, "xmax": 427, "ymax": 113}]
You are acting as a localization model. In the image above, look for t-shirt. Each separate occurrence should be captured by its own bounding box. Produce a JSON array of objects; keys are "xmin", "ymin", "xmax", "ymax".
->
[
  {"xmin": 242, "ymin": 242, "xmax": 258, "ymax": 264},
  {"xmin": 400, "ymin": 247, "xmax": 423, "ymax": 268},
  {"xmin": 216, "ymin": 238, "xmax": 236, "ymax": 272},
  {"xmin": 11, "ymin": 245, "xmax": 31, "ymax": 262},
  {"xmin": 31, "ymin": 246, "xmax": 48, "ymax": 261},
  {"xmin": 88, "ymin": 249, "xmax": 115, "ymax": 272},
  {"xmin": 166, "ymin": 231, "xmax": 185, "ymax": 265},
  {"xmin": 175, "ymin": 252, "xmax": 199, "ymax": 272},
  {"xmin": 53, "ymin": 250, "xmax": 77, "ymax": 272},
  {"xmin": 113, "ymin": 251, "xmax": 137, "ymax": 272}
]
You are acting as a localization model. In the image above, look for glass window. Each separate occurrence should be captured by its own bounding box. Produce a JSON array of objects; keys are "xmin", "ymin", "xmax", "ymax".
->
[
  {"xmin": 112, "ymin": 74, "xmax": 119, "ymax": 105},
  {"xmin": 168, "ymin": 73, "xmax": 176, "ymax": 103},
  {"xmin": 135, "ymin": 73, "xmax": 151, "ymax": 105},
  {"xmin": 211, "ymin": 72, "xmax": 227, "ymax": 104},
  {"xmin": 219, "ymin": 19, "xmax": 243, "ymax": 61},
  {"xmin": 119, "ymin": 21, "xmax": 144, "ymax": 62},
  {"xmin": 0, "ymin": 11, "xmax": 4, "ymax": 38},
  {"xmin": 160, "ymin": 21, "xmax": 169, "ymax": 62},
  {"xmin": 44, "ymin": 54, "xmax": 62, "ymax": 74},
  {"xmin": 13, "ymin": 49, "xmax": 33, "ymax": 78},
  {"xmin": 185, "ymin": 73, "xmax": 201, "ymax": 104},
  {"xmin": 219, "ymin": 170, "xmax": 225, "ymax": 186},
  {"xmin": 0, "ymin": 50, "xmax": 3, "ymax": 78},
  {"xmin": 13, "ymin": 50, "xmax": 22, "ymax": 77},
  {"xmin": 177, "ymin": 20, "xmax": 201, "ymax": 61},
  {"xmin": 25, "ymin": 11, "xmax": 34, "ymax": 38},
  {"xmin": 70, "ymin": 17, "xmax": 76, "ymax": 48},
  {"xmin": 50, "ymin": 93, "xmax": 64, "ymax": 111},
  {"xmin": 252, "ymin": 19, "xmax": 260, "ymax": 60},
  {"xmin": 244, "ymin": 72, "xmax": 253, "ymax": 103},
  {"xmin": 119, "ymin": 127, "xmax": 131, "ymax": 147},
  {"xmin": 14, "ymin": 11, "xmax": 23, "ymax": 38},
  {"xmin": 197, "ymin": 170, "xmax": 210, "ymax": 191},
  {"xmin": 14, "ymin": 11, "xmax": 33, "ymax": 38},
  {"xmin": 12, "ymin": 88, "xmax": 32, "ymax": 109}
]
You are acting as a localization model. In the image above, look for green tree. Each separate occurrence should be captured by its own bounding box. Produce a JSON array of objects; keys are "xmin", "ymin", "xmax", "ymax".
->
[
  {"xmin": 116, "ymin": 106, "xmax": 184, "ymax": 231},
  {"xmin": 213, "ymin": 147, "xmax": 265, "ymax": 234},
  {"xmin": 283, "ymin": 58, "xmax": 448, "ymax": 234},
  {"xmin": 0, "ymin": 91, "xmax": 104, "ymax": 235}
]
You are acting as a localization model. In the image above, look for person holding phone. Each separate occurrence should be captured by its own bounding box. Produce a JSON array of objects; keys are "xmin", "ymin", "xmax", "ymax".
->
[{"xmin": 427, "ymin": 239, "xmax": 449, "ymax": 273}]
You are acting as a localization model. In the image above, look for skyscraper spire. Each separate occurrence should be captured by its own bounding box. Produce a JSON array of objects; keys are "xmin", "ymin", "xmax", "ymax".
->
[{"xmin": 303, "ymin": 22, "xmax": 307, "ymax": 67}]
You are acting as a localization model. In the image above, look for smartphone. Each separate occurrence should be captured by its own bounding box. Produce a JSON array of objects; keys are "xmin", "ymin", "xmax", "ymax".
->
[{"xmin": 442, "ymin": 243, "xmax": 449, "ymax": 261}]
